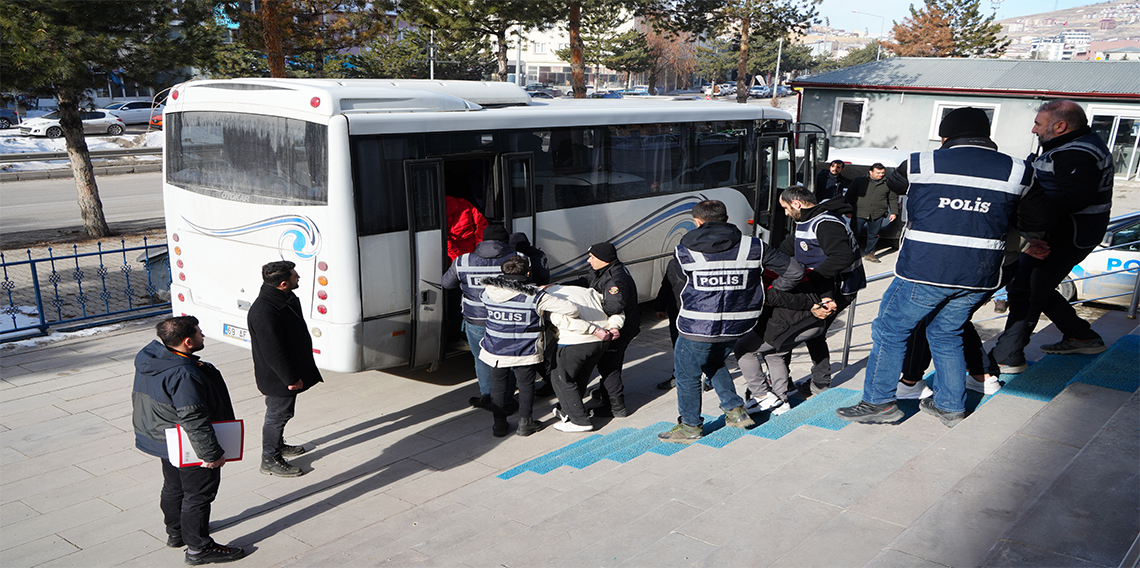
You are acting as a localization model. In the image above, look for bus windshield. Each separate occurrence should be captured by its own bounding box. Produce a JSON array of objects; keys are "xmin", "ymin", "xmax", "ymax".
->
[{"xmin": 166, "ymin": 111, "xmax": 329, "ymax": 205}]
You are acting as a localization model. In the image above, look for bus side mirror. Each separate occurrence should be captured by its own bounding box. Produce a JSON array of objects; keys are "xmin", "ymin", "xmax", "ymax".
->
[{"xmin": 815, "ymin": 137, "xmax": 829, "ymax": 163}]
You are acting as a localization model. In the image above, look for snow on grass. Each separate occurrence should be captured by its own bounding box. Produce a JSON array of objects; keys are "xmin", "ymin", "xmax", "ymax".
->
[{"xmin": 0, "ymin": 126, "xmax": 163, "ymax": 171}]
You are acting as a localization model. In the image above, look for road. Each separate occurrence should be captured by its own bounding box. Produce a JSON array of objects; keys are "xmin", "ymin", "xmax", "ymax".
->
[{"xmin": 0, "ymin": 171, "xmax": 163, "ymax": 239}]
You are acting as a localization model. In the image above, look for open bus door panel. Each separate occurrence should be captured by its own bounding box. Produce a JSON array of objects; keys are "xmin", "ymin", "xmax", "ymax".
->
[
  {"xmin": 754, "ymin": 133, "xmax": 794, "ymax": 245},
  {"xmin": 498, "ymin": 152, "xmax": 536, "ymax": 244},
  {"xmin": 403, "ymin": 159, "xmax": 448, "ymax": 371}
]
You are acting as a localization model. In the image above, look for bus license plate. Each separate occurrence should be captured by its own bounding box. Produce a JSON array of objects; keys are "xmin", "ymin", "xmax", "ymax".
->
[{"xmin": 223, "ymin": 324, "xmax": 250, "ymax": 342}]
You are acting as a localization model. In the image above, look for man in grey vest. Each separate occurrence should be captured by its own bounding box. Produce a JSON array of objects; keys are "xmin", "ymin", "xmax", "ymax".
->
[
  {"xmin": 987, "ymin": 100, "xmax": 1114, "ymax": 373},
  {"xmin": 837, "ymin": 107, "xmax": 1035, "ymax": 427}
]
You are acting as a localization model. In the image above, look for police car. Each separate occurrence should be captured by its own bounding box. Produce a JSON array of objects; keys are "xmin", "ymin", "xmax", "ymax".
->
[{"xmin": 1062, "ymin": 211, "xmax": 1140, "ymax": 306}]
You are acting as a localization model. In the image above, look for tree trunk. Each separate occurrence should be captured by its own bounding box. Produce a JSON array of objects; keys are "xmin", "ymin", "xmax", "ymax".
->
[
  {"xmin": 736, "ymin": 12, "xmax": 750, "ymax": 104},
  {"xmin": 569, "ymin": 3, "xmax": 586, "ymax": 98},
  {"xmin": 262, "ymin": 0, "xmax": 287, "ymax": 78},
  {"xmin": 496, "ymin": 29, "xmax": 509, "ymax": 82},
  {"xmin": 58, "ymin": 89, "xmax": 112, "ymax": 238}
]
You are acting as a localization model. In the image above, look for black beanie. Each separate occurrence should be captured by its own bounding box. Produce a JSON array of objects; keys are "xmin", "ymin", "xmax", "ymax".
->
[
  {"xmin": 588, "ymin": 242, "xmax": 618, "ymax": 263},
  {"xmin": 938, "ymin": 107, "xmax": 990, "ymax": 139},
  {"xmin": 483, "ymin": 224, "xmax": 509, "ymax": 242}
]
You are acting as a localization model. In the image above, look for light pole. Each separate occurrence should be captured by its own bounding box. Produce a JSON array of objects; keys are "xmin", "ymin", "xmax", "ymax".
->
[{"xmin": 851, "ymin": 10, "xmax": 885, "ymax": 61}]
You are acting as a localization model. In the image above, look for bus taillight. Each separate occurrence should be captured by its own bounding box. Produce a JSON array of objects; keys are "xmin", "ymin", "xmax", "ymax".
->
[
  {"xmin": 318, "ymin": 276, "xmax": 328, "ymax": 286},
  {"xmin": 172, "ymin": 89, "xmax": 178, "ymax": 100},
  {"xmin": 177, "ymin": 259, "xmax": 184, "ymax": 268},
  {"xmin": 177, "ymin": 293, "xmax": 185, "ymax": 302},
  {"xmin": 317, "ymin": 305, "xmax": 327, "ymax": 314},
  {"xmin": 174, "ymin": 247, "xmax": 181, "ymax": 256},
  {"xmin": 172, "ymin": 233, "xmax": 179, "ymax": 242},
  {"xmin": 310, "ymin": 97, "xmax": 320, "ymax": 108},
  {"xmin": 317, "ymin": 290, "xmax": 327, "ymax": 300},
  {"xmin": 317, "ymin": 261, "xmax": 327, "ymax": 271}
]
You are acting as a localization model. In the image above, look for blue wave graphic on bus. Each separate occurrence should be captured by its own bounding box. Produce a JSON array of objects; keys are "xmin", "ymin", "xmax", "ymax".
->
[
  {"xmin": 549, "ymin": 195, "xmax": 705, "ymax": 277},
  {"xmin": 183, "ymin": 215, "xmax": 323, "ymax": 260}
]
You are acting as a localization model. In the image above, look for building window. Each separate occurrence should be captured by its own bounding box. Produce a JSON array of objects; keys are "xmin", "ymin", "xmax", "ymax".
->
[
  {"xmin": 833, "ymin": 98, "xmax": 867, "ymax": 137},
  {"xmin": 533, "ymin": 42, "xmax": 546, "ymax": 54},
  {"xmin": 928, "ymin": 102, "xmax": 999, "ymax": 141}
]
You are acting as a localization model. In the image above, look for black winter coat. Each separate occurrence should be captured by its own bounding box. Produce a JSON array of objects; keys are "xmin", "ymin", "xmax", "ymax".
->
[
  {"xmin": 247, "ymin": 284, "xmax": 324, "ymax": 397},
  {"xmin": 586, "ymin": 260, "xmax": 641, "ymax": 336},
  {"xmin": 132, "ymin": 341, "xmax": 235, "ymax": 461}
]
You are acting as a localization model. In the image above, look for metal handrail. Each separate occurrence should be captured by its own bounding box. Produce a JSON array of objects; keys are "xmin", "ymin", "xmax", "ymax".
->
[
  {"xmin": 837, "ymin": 264, "xmax": 1140, "ymax": 370},
  {"xmin": 0, "ymin": 147, "xmax": 162, "ymax": 164}
]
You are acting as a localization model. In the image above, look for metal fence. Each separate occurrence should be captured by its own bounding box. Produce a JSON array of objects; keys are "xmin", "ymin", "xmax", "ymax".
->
[{"xmin": 0, "ymin": 238, "xmax": 171, "ymax": 341}]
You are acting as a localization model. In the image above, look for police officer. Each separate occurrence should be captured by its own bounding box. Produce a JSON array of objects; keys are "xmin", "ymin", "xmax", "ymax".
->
[
  {"xmin": 988, "ymin": 99, "xmax": 1114, "ymax": 371},
  {"xmin": 479, "ymin": 256, "xmax": 607, "ymax": 437},
  {"xmin": 578, "ymin": 242, "xmax": 640, "ymax": 418},
  {"xmin": 442, "ymin": 224, "xmax": 520, "ymax": 409},
  {"xmin": 836, "ymin": 107, "xmax": 1037, "ymax": 427},
  {"xmin": 735, "ymin": 185, "xmax": 865, "ymax": 413},
  {"xmin": 658, "ymin": 200, "xmax": 803, "ymax": 443}
]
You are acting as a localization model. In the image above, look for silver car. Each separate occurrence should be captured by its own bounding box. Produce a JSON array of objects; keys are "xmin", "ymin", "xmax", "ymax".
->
[
  {"xmin": 103, "ymin": 101, "xmax": 163, "ymax": 125},
  {"xmin": 19, "ymin": 110, "xmax": 126, "ymax": 138}
]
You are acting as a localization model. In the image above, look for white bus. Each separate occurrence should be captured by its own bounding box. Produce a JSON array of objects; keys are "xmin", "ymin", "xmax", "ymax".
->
[{"xmin": 162, "ymin": 79, "xmax": 823, "ymax": 372}]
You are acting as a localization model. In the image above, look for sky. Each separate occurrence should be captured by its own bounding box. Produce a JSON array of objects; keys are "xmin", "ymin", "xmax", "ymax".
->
[{"xmin": 819, "ymin": 0, "xmax": 1107, "ymax": 35}]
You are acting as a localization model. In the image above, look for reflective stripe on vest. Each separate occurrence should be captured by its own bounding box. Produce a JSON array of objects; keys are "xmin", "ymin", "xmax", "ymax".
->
[
  {"xmin": 480, "ymin": 289, "xmax": 543, "ymax": 357},
  {"xmin": 676, "ymin": 235, "xmax": 766, "ymax": 338},
  {"xmin": 897, "ymin": 146, "xmax": 1031, "ymax": 290}
]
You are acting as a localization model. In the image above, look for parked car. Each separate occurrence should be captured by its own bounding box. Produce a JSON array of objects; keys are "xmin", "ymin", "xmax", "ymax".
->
[
  {"xmin": 1063, "ymin": 211, "xmax": 1140, "ymax": 306},
  {"xmin": 748, "ymin": 85, "xmax": 771, "ymax": 98},
  {"xmin": 103, "ymin": 101, "xmax": 163, "ymax": 125},
  {"xmin": 19, "ymin": 110, "xmax": 126, "ymax": 137},
  {"xmin": 150, "ymin": 113, "xmax": 163, "ymax": 129},
  {"xmin": 0, "ymin": 108, "xmax": 19, "ymax": 129}
]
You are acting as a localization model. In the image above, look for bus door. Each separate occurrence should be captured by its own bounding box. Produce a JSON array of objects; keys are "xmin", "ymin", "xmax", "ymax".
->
[
  {"xmin": 800, "ymin": 132, "xmax": 828, "ymax": 196},
  {"xmin": 754, "ymin": 133, "xmax": 795, "ymax": 244},
  {"xmin": 403, "ymin": 159, "xmax": 448, "ymax": 370},
  {"xmin": 498, "ymin": 153, "xmax": 537, "ymax": 242}
]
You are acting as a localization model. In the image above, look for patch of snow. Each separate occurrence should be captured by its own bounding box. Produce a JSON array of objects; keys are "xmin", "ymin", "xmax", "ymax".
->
[{"xmin": 1, "ymin": 320, "xmax": 126, "ymax": 347}]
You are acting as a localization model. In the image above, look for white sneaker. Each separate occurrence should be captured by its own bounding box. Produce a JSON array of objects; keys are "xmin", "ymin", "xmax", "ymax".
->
[
  {"xmin": 553, "ymin": 406, "xmax": 570, "ymax": 423},
  {"xmin": 771, "ymin": 404, "xmax": 790, "ymax": 416},
  {"xmin": 745, "ymin": 393, "xmax": 783, "ymax": 413},
  {"xmin": 553, "ymin": 421, "xmax": 593, "ymax": 433},
  {"xmin": 897, "ymin": 379, "xmax": 933, "ymax": 400},
  {"xmin": 966, "ymin": 376, "xmax": 1002, "ymax": 395}
]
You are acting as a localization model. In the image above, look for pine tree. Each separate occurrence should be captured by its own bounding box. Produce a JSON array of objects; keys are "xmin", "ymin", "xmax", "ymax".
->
[
  {"xmin": 887, "ymin": 0, "xmax": 1008, "ymax": 58},
  {"xmin": 602, "ymin": 30, "xmax": 654, "ymax": 90},
  {"xmin": 0, "ymin": 0, "xmax": 222, "ymax": 237},
  {"xmin": 887, "ymin": 4, "xmax": 954, "ymax": 57}
]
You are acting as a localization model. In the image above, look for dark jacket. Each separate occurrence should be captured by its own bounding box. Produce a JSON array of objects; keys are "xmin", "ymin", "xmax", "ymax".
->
[
  {"xmin": 248, "ymin": 284, "xmax": 324, "ymax": 397},
  {"xmin": 814, "ymin": 168, "xmax": 851, "ymax": 201},
  {"xmin": 758, "ymin": 282, "xmax": 826, "ymax": 349},
  {"xmin": 585, "ymin": 259, "xmax": 641, "ymax": 336},
  {"xmin": 665, "ymin": 222, "xmax": 803, "ymax": 341},
  {"xmin": 847, "ymin": 174, "xmax": 899, "ymax": 220},
  {"xmin": 132, "ymin": 341, "xmax": 235, "ymax": 461},
  {"xmin": 779, "ymin": 197, "xmax": 858, "ymax": 311}
]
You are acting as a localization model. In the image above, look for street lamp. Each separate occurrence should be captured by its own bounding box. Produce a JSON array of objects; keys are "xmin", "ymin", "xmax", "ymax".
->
[{"xmin": 852, "ymin": 10, "xmax": 885, "ymax": 61}]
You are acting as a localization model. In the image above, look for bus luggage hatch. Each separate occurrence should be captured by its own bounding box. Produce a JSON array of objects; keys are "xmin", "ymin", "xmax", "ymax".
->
[{"xmin": 404, "ymin": 159, "xmax": 448, "ymax": 370}]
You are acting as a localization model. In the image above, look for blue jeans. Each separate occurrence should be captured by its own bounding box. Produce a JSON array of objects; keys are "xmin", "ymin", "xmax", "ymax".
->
[
  {"xmin": 863, "ymin": 279, "xmax": 989, "ymax": 414},
  {"xmin": 854, "ymin": 215, "xmax": 888, "ymax": 255},
  {"xmin": 464, "ymin": 321, "xmax": 514, "ymax": 396},
  {"xmin": 673, "ymin": 336, "xmax": 745, "ymax": 427}
]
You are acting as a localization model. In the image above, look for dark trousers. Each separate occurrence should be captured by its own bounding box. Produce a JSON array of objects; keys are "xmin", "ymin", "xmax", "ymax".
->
[
  {"xmin": 905, "ymin": 262, "xmax": 1016, "ymax": 380},
  {"xmin": 263, "ymin": 394, "xmax": 297, "ymax": 459},
  {"xmin": 550, "ymin": 342, "xmax": 607, "ymax": 425},
  {"xmin": 490, "ymin": 363, "xmax": 540, "ymax": 421},
  {"xmin": 990, "ymin": 247, "xmax": 1096, "ymax": 368},
  {"xmin": 854, "ymin": 215, "xmax": 889, "ymax": 254},
  {"xmin": 160, "ymin": 458, "xmax": 221, "ymax": 550},
  {"xmin": 595, "ymin": 331, "xmax": 636, "ymax": 399}
]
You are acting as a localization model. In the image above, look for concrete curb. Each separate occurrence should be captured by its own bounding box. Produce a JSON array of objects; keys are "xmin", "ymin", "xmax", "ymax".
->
[{"xmin": 0, "ymin": 163, "xmax": 161, "ymax": 182}]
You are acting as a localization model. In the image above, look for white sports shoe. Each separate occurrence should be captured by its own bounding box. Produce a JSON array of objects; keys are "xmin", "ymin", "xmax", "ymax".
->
[
  {"xmin": 744, "ymin": 393, "xmax": 783, "ymax": 413},
  {"xmin": 771, "ymin": 403, "xmax": 790, "ymax": 416},
  {"xmin": 553, "ymin": 420, "xmax": 593, "ymax": 433},
  {"xmin": 966, "ymin": 376, "xmax": 1003, "ymax": 395},
  {"xmin": 553, "ymin": 406, "xmax": 570, "ymax": 423},
  {"xmin": 896, "ymin": 379, "xmax": 933, "ymax": 400}
]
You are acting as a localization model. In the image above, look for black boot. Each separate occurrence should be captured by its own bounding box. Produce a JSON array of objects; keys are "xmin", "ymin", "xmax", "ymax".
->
[{"xmin": 516, "ymin": 417, "xmax": 544, "ymax": 437}]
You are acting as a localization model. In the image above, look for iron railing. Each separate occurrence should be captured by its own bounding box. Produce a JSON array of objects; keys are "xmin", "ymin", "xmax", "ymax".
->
[
  {"xmin": 837, "ymin": 241, "xmax": 1140, "ymax": 369},
  {"xmin": 0, "ymin": 238, "xmax": 170, "ymax": 341}
]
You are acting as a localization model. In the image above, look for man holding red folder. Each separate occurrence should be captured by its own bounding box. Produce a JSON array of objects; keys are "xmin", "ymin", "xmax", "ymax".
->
[{"xmin": 132, "ymin": 316, "xmax": 245, "ymax": 565}]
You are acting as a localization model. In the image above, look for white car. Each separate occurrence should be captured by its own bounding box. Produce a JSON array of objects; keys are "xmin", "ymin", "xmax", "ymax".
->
[
  {"xmin": 103, "ymin": 101, "xmax": 163, "ymax": 125},
  {"xmin": 1064, "ymin": 211, "xmax": 1140, "ymax": 306},
  {"xmin": 19, "ymin": 110, "xmax": 126, "ymax": 138}
]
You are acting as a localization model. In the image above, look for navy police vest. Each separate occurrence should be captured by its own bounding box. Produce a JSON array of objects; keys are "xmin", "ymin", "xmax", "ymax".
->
[
  {"xmin": 479, "ymin": 289, "xmax": 544, "ymax": 358},
  {"xmin": 454, "ymin": 252, "xmax": 519, "ymax": 325},
  {"xmin": 794, "ymin": 212, "xmax": 867, "ymax": 296},
  {"xmin": 676, "ymin": 235, "xmax": 766, "ymax": 339},
  {"xmin": 897, "ymin": 146, "xmax": 1032, "ymax": 290},
  {"xmin": 1033, "ymin": 132, "xmax": 1113, "ymax": 249}
]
